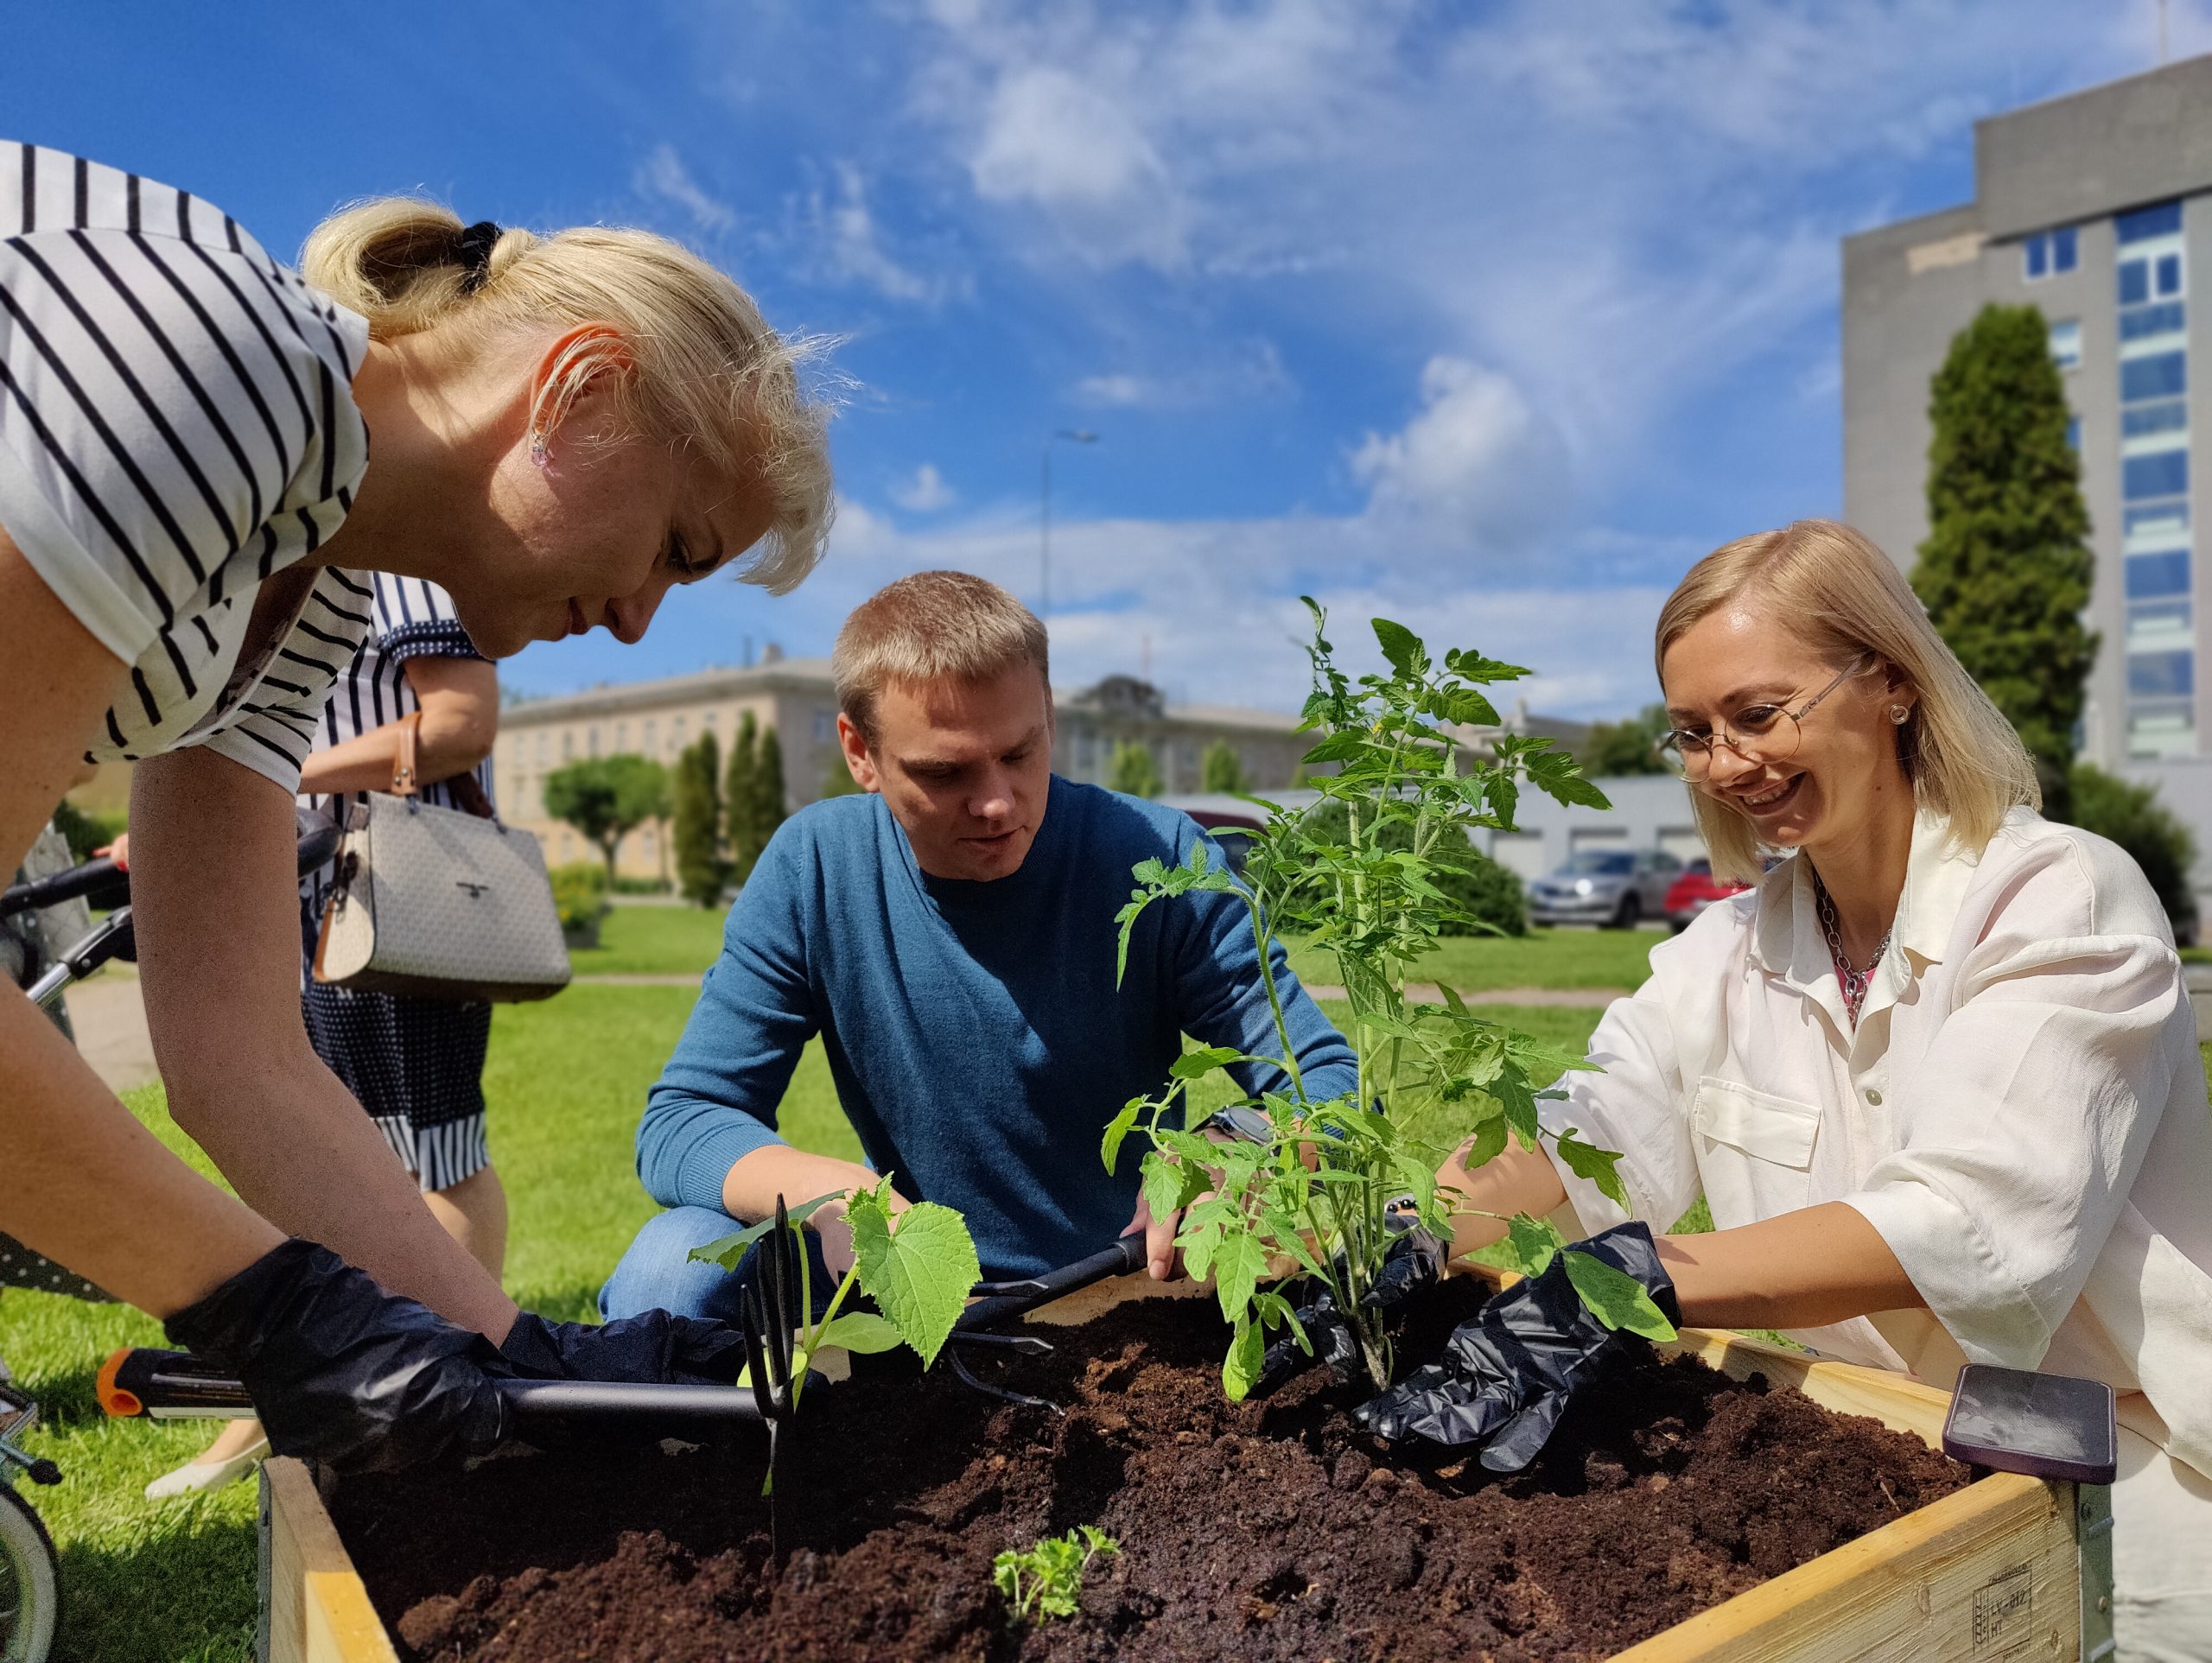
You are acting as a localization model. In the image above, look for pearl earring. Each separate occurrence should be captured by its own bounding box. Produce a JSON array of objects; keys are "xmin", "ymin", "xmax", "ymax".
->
[{"xmin": 1889, "ymin": 705, "xmax": 1910, "ymax": 724}]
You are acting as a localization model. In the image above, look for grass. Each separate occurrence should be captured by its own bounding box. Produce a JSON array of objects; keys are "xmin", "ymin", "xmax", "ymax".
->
[
  {"xmin": 570, "ymin": 901, "xmax": 1661, "ymax": 995},
  {"xmin": 14, "ymin": 930, "xmax": 2208, "ymax": 1661},
  {"xmin": 0, "ymin": 985, "xmax": 859, "ymax": 1663}
]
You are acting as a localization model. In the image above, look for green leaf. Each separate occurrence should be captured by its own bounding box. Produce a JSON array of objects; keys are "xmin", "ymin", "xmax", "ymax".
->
[
  {"xmin": 1372, "ymin": 617, "xmax": 1427, "ymax": 678},
  {"xmin": 1461, "ymin": 1114, "xmax": 1509, "ymax": 1171},
  {"xmin": 1300, "ymin": 730, "xmax": 1373, "ymax": 765},
  {"xmin": 1500, "ymin": 1212, "xmax": 1564, "ymax": 1278},
  {"xmin": 1100, "ymin": 1099, "xmax": 1145, "ymax": 1175},
  {"xmin": 1562, "ymin": 1249, "xmax": 1677, "ymax": 1342},
  {"xmin": 848, "ymin": 1196, "xmax": 982, "ymax": 1368},
  {"xmin": 685, "ymin": 1190, "xmax": 842, "ymax": 1269},
  {"xmin": 1211, "ymin": 1229, "xmax": 1268, "ymax": 1324},
  {"xmin": 1223, "ymin": 1316, "xmax": 1265, "ymax": 1401},
  {"xmin": 813, "ymin": 1311, "xmax": 906, "ymax": 1355},
  {"xmin": 1141, "ymin": 1149, "xmax": 1194, "ymax": 1227},
  {"xmin": 1169, "ymin": 1045, "xmax": 1244, "ymax": 1080},
  {"xmin": 1554, "ymin": 1128, "xmax": 1632, "ymax": 1209}
]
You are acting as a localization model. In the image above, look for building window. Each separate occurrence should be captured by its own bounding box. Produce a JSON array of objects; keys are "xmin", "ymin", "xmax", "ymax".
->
[
  {"xmin": 2120, "ymin": 258, "xmax": 2150, "ymax": 307},
  {"xmin": 2120, "ymin": 351, "xmax": 2186, "ymax": 403},
  {"xmin": 2117, "ymin": 200, "xmax": 2183, "ymax": 244},
  {"xmin": 2129, "ymin": 598, "xmax": 2193, "ymax": 650},
  {"xmin": 2127, "ymin": 550, "xmax": 2193, "ymax": 599},
  {"xmin": 535, "ymin": 732, "xmax": 547, "ymax": 764},
  {"xmin": 2124, "ymin": 450, "xmax": 2190, "ymax": 501},
  {"xmin": 2048, "ymin": 318, "xmax": 2081, "ymax": 369},
  {"xmin": 2124, "ymin": 500, "xmax": 2190, "ymax": 540},
  {"xmin": 2122, "ymin": 399, "xmax": 2189, "ymax": 439},
  {"xmin": 2128, "ymin": 703, "xmax": 2196, "ymax": 758},
  {"xmin": 560, "ymin": 730, "xmax": 573, "ymax": 761},
  {"xmin": 615, "ymin": 721, "xmax": 627, "ymax": 752},
  {"xmin": 2024, "ymin": 225, "xmax": 2077, "ymax": 279},
  {"xmin": 2128, "ymin": 650, "xmax": 2194, "ymax": 700},
  {"xmin": 2120, "ymin": 301, "xmax": 2185, "ymax": 342},
  {"xmin": 588, "ymin": 726, "xmax": 601, "ymax": 758},
  {"xmin": 643, "ymin": 719, "xmax": 656, "ymax": 752},
  {"xmin": 2158, "ymin": 252, "xmax": 2184, "ymax": 297},
  {"xmin": 813, "ymin": 709, "xmax": 837, "ymax": 744},
  {"xmin": 673, "ymin": 714, "xmax": 687, "ymax": 746},
  {"xmin": 2067, "ymin": 416, "xmax": 2082, "ymax": 451}
]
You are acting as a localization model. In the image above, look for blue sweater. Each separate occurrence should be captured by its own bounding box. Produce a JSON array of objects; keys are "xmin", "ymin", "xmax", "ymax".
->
[{"xmin": 635, "ymin": 778, "xmax": 1357, "ymax": 1277}]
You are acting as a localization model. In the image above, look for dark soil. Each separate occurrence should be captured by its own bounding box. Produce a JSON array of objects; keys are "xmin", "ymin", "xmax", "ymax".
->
[{"xmin": 337, "ymin": 1281, "xmax": 1967, "ymax": 1662}]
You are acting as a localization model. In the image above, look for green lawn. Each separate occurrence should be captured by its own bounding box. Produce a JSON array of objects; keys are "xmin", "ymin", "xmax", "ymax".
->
[
  {"xmin": 13, "ymin": 949, "xmax": 2206, "ymax": 1662},
  {"xmin": 574, "ymin": 902, "xmax": 1661, "ymax": 995}
]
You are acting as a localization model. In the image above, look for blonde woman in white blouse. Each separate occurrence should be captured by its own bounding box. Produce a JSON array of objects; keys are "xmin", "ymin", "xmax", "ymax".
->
[{"xmin": 1431, "ymin": 521, "xmax": 2212, "ymax": 1660}]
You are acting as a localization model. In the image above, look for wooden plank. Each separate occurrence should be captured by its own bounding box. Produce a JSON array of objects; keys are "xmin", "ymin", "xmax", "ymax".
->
[
  {"xmin": 264, "ymin": 1457, "xmax": 399, "ymax": 1663},
  {"xmin": 1612, "ymin": 1472, "xmax": 2076, "ymax": 1663}
]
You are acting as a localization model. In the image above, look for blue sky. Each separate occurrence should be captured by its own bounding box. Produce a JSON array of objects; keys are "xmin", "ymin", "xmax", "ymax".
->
[{"xmin": 7, "ymin": 2, "xmax": 2199, "ymax": 717}]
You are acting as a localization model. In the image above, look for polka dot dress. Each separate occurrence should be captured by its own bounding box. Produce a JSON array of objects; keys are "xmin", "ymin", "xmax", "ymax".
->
[{"xmin": 297, "ymin": 575, "xmax": 497, "ymax": 1196}]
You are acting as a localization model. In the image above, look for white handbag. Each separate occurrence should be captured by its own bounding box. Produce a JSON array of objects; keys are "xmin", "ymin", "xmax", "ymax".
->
[{"xmin": 312, "ymin": 712, "xmax": 571, "ymax": 1003}]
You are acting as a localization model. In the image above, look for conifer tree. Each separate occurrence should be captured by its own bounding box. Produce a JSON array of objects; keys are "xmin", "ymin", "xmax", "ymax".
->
[
  {"xmin": 1108, "ymin": 739, "xmax": 1166, "ymax": 798},
  {"xmin": 672, "ymin": 732, "xmax": 727, "ymax": 909},
  {"xmin": 1913, "ymin": 302, "xmax": 2095, "ymax": 822},
  {"xmin": 1200, "ymin": 739, "xmax": 1248, "ymax": 794}
]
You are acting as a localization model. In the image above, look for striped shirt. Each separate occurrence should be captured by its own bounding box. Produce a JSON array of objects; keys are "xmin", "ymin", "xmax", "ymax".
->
[
  {"xmin": 0, "ymin": 142, "xmax": 373, "ymax": 792},
  {"xmin": 301, "ymin": 574, "xmax": 496, "ymax": 925}
]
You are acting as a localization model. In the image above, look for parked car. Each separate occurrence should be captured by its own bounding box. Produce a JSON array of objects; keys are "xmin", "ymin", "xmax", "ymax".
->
[
  {"xmin": 1662, "ymin": 856, "xmax": 1753, "ymax": 933},
  {"xmin": 1526, "ymin": 847, "xmax": 1681, "ymax": 929},
  {"xmin": 1168, "ymin": 803, "xmax": 1265, "ymax": 879}
]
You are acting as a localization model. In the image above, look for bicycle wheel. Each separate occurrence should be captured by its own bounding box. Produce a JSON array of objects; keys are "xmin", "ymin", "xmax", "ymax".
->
[{"xmin": 0, "ymin": 1485, "xmax": 59, "ymax": 1663}]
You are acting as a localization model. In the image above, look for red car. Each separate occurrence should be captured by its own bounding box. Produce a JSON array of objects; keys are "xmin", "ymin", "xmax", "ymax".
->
[{"xmin": 1662, "ymin": 857, "xmax": 1753, "ymax": 933}]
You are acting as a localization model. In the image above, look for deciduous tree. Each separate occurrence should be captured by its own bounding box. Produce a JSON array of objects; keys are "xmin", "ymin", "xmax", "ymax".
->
[
  {"xmin": 1200, "ymin": 740, "xmax": 1248, "ymax": 794},
  {"xmin": 1108, "ymin": 739, "xmax": 1165, "ymax": 798},
  {"xmin": 542, "ymin": 755, "xmax": 669, "ymax": 885}
]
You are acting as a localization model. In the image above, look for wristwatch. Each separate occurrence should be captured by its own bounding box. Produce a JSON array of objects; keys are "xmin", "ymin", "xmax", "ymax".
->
[{"xmin": 1197, "ymin": 1104, "xmax": 1272, "ymax": 1144}]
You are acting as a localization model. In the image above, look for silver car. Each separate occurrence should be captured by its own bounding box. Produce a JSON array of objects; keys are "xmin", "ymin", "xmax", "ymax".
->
[{"xmin": 1527, "ymin": 848, "xmax": 1681, "ymax": 930}]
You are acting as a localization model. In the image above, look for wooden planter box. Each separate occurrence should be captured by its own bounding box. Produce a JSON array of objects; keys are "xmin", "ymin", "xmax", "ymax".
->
[{"xmin": 259, "ymin": 1291, "xmax": 2086, "ymax": 1663}]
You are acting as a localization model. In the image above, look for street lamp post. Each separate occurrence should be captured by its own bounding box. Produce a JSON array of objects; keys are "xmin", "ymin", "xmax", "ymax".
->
[{"xmin": 1040, "ymin": 428, "xmax": 1098, "ymax": 619}]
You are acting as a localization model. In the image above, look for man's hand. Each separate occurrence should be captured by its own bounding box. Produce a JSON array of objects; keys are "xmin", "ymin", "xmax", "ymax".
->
[
  {"xmin": 812, "ymin": 1187, "xmax": 910, "ymax": 1279},
  {"xmin": 1121, "ymin": 1126, "xmax": 1241, "ymax": 1282}
]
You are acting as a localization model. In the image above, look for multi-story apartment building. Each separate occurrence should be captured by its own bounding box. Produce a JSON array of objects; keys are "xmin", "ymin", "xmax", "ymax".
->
[
  {"xmin": 493, "ymin": 654, "xmax": 1313, "ymax": 876},
  {"xmin": 1843, "ymin": 54, "xmax": 2212, "ymax": 862}
]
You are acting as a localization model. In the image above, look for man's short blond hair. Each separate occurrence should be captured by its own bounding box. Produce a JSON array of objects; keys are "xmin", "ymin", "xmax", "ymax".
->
[{"xmin": 833, "ymin": 571, "xmax": 1051, "ymax": 745}]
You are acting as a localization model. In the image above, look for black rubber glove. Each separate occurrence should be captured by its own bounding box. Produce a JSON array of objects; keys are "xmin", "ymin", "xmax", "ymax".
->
[
  {"xmin": 1252, "ymin": 1214, "xmax": 1446, "ymax": 1395},
  {"xmin": 1354, "ymin": 1221, "xmax": 1680, "ymax": 1472},
  {"xmin": 163, "ymin": 1239, "xmax": 506, "ymax": 1476},
  {"xmin": 499, "ymin": 1308, "xmax": 747, "ymax": 1386}
]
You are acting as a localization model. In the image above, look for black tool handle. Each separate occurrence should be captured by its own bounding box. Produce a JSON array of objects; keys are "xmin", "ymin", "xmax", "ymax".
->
[
  {"xmin": 99, "ymin": 1348, "xmax": 257, "ymax": 1419},
  {"xmin": 494, "ymin": 1379, "xmax": 765, "ymax": 1431},
  {"xmin": 957, "ymin": 1235, "xmax": 1146, "ymax": 1333}
]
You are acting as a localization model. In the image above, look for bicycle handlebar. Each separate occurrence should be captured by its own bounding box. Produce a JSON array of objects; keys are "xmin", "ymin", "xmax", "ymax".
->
[{"xmin": 3, "ymin": 819, "xmax": 342, "ymax": 922}]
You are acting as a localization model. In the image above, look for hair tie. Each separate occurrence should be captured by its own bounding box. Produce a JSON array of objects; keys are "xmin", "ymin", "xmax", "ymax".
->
[{"xmin": 455, "ymin": 220, "xmax": 503, "ymax": 293}]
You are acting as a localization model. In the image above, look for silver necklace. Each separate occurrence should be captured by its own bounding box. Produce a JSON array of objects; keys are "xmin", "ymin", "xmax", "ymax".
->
[{"xmin": 1813, "ymin": 874, "xmax": 1891, "ymax": 1028}]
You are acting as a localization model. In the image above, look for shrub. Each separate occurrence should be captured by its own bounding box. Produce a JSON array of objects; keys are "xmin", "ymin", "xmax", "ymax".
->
[
  {"xmin": 673, "ymin": 733, "xmax": 728, "ymax": 908},
  {"xmin": 49, "ymin": 798, "xmax": 125, "ymax": 862},
  {"xmin": 1301, "ymin": 798, "xmax": 1527, "ymax": 936},
  {"xmin": 1201, "ymin": 740, "xmax": 1249, "ymax": 793},
  {"xmin": 612, "ymin": 876, "xmax": 672, "ymax": 895},
  {"xmin": 2069, "ymin": 763, "xmax": 2199, "ymax": 938},
  {"xmin": 548, "ymin": 861, "xmax": 609, "ymax": 933}
]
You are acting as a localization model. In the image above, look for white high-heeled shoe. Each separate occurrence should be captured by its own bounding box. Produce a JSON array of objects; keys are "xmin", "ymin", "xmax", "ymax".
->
[{"xmin": 143, "ymin": 1434, "xmax": 270, "ymax": 1500}]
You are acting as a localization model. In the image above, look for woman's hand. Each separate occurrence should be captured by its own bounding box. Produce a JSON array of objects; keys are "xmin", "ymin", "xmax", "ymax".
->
[{"xmin": 1357, "ymin": 1221, "xmax": 1680, "ymax": 1471}]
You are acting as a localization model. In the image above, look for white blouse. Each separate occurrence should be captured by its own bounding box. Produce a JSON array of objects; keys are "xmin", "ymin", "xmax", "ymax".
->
[{"xmin": 1541, "ymin": 807, "xmax": 2212, "ymax": 1478}]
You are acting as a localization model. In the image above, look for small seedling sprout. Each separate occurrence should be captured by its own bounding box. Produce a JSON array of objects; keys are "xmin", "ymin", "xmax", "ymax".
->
[
  {"xmin": 690, "ymin": 1172, "xmax": 981, "ymax": 1490},
  {"xmin": 993, "ymin": 1526, "xmax": 1121, "ymax": 1622}
]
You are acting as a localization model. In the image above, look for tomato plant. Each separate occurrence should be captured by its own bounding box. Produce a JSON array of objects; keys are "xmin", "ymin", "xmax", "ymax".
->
[
  {"xmin": 993, "ymin": 1526, "xmax": 1121, "ymax": 1622},
  {"xmin": 1103, "ymin": 602, "xmax": 1673, "ymax": 1398}
]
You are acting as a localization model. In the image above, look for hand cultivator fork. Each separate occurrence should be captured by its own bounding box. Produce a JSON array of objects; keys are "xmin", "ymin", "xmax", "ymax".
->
[
  {"xmin": 99, "ymin": 1199, "xmax": 805, "ymax": 1542},
  {"xmin": 944, "ymin": 1235, "xmax": 1147, "ymax": 1412}
]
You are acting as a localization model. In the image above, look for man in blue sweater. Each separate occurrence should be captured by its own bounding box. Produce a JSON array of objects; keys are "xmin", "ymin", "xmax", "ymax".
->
[{"xmin": 600, "ymin": 570, "xmax": 1355, "ymax": 1319}]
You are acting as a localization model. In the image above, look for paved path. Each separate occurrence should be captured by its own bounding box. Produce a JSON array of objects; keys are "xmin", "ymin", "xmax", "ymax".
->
[
  {"xmin": 1302, "ymin": 983, "xmax": 1629, "ymax": 1008},
  {"xmin": 563, "ymin": 973, "xmax": 1632, "ymax": 1006},
  {"xmin": 60, "ymin": 966, "xmax": 161, "ymax": 1094}
]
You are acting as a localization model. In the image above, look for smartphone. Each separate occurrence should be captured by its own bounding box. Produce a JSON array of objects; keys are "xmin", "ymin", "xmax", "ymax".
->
[{"xmin": 1942, "ymin": 1364, "xmax": 2117, "ymax": 1485}]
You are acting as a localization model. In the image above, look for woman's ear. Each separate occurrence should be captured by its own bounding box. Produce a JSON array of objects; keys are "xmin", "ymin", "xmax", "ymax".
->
[{"xmin": 527, "ymin": 324, "xmax": 637, "ymax": 462}]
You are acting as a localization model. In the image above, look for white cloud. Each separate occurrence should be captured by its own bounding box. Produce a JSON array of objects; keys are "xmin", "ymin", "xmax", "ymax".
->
[
  {"xmin": 1073, "ymin": 373, "xmax": 1147, "ymax": 408},
  {"xmin": 967, "ymin": 64, "xmax": 1192, "ymax": 270},
  {"xmin": 798, "ymin": 162, "xmax": 958, "ymax": 304},
  {"xmin": 1071, "ymin": 340, "xmax": 1292, "ymax": 409},
  {"xmin": 632, "ymin": 143, "xmax": 735, "ymax": 235},
  {"xmin": 1349, "ymin": 358, "xmax": 1570, "ymax": 551},
  {"xmin": 891, "ymin": 462, "xmax": 958, "ymax": 512}
]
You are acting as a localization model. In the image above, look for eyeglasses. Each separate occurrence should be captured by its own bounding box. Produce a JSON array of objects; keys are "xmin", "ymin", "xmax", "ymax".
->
[{"xmin": 1658, "ymin": 655, "xmax": 1872, "ymax": 780}]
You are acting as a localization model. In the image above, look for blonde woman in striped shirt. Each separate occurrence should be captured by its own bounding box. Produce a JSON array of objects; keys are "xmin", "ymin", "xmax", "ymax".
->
[{"xmin": 0, "ymin": 143, "xmax": 831, "ymax": 1471}]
